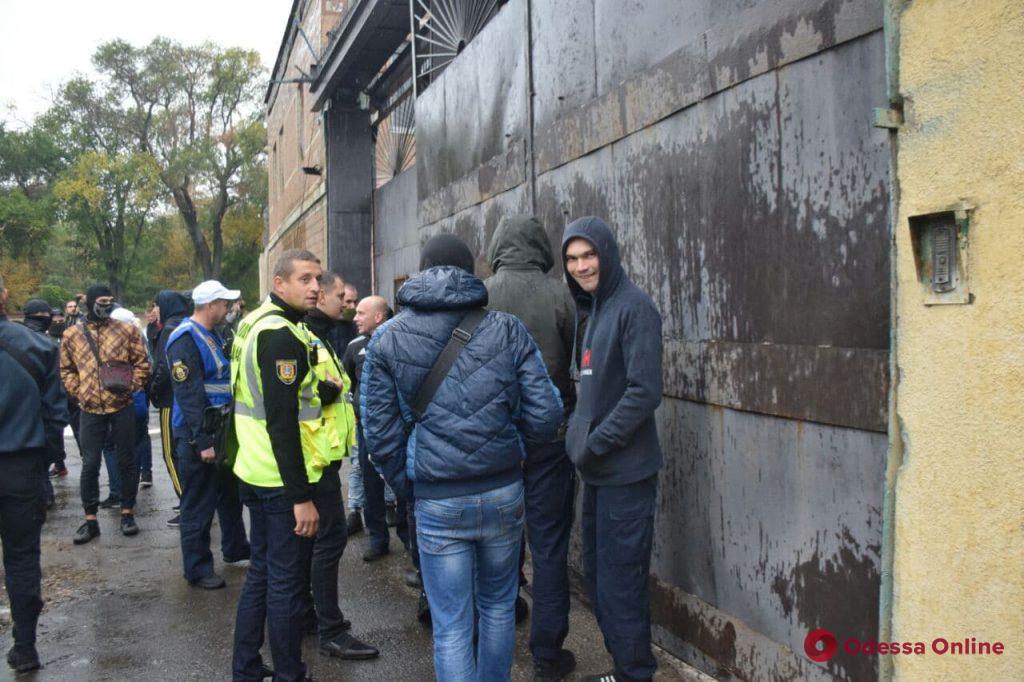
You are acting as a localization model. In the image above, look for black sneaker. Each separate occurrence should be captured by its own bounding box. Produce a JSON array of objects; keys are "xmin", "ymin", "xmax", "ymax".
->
[
  {"xmin": 6, "ymin": 645, "xmax": 40, "ymax": 673},
  {"xmin": 385, "ymin": 503, "xmax": 398, "ymax": 527},
  {"xmin": 319, "ymin": 633, "xmax": 379, "ymax": 660},
  {"xmin": 99, "ymin": 495, "xmax": 121, "ymax": 509},
  {"xmin": 166, "ymin": 514, "xmax": 180, "ymax": 528},
  {"xmin": 73, "ymin": 520, "xmax": 100, "ymax": 545},
  {"xmin": 346, "ymin": 511, "xmax": 364, "ymax": 536},
  {"xmin": 190, "ymin": 574, "xmax": 226, "ymax": 590},
  {"xmin": 49, "ymin": 465, "xmax": 68, "ymax": 478},
  {"xmin": 172, "ymin": 504, "xmax": 180, "ymax": 512},
  {"xmin": 139, "ymin": 471, "xmax": 153, "ymax": 488},
  {"xmin": 533, "ymin": 649, "xmax": 577, "ymax": 682},
  {"xmin": 120, "ymin": 514, "xmax": 139, "ymax": 536}
]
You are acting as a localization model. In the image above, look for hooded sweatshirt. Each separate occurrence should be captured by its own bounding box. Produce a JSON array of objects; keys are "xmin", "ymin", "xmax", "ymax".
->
[
  {"xmin": 150, "ymin": 290, "xmax": 193, "ymax": 408},
  {"xmin": 561, "ymin": 216, "xmax": 663, "ymax": 486},
  {"xmin": 486, "ymin": 215, "xmax": 576, "ymax": 413}
]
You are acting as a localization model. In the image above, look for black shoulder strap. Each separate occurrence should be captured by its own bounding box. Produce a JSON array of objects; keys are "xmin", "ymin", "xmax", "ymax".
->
[
  {"xmin": 411, "ymin": 308, "xmax": 488, "ymax": 422},
  {"xmin": 0, "ymin": 333, "xmax": 44, "ymax": 387}
]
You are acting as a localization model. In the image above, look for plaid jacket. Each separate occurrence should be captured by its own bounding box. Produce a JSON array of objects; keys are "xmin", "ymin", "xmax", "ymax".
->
[{"xmin": 60, "ymin": 319, "xmax": 152, "ymax": 414}]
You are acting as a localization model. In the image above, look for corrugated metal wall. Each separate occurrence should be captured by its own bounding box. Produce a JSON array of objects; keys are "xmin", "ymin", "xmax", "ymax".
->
[{"xmin": 370, "ymin": 1, "xmax": 890, "ymax": 678}]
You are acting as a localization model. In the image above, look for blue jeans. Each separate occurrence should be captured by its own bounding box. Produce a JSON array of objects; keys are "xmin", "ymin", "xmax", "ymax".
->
[
  {"xmin": 174, "ymin": 438, "xmax": 250, "ymax": 581},
  {"xmin": 417, "ymin": 480, "xmax": 525, "ymax": 682},
  {"xmin": 102, "ymin": 410, "xmax": 151, "ymax": 499},
  {"xmin": 346, "ymin": 445, "xmax": 364, "ymax": 511},
  {"xmin": 232, "ymin": 484, "xmax": 310, "ymax": 682},
  {"xmin": 524, "ymin": 441, "xmax": 576, "ymax": 663},
  {"xmin": 582, "ymin": 475, "xmax": 659, "ymax": 681}
]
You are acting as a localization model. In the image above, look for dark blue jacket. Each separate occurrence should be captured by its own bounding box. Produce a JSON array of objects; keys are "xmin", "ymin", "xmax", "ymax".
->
[
  {"xmin": 360, "ymin": 266, "xmax": 563, "ymax": 500},
  {"xmin": 562, "ymin": 217, "xmax": 664, "ymax": 486},
  {"xmin": 150, "ymin": 290, "xmax": 192, "ymax": 408},
  {"xmin": 0, "ymin": 316, "xmax": 69, "ymax": 454}
]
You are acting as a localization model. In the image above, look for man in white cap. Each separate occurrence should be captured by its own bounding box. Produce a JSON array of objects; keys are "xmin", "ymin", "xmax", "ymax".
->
[{"xmin": 165, "ymin": 280, "xmax": 250, "ymax": 589}]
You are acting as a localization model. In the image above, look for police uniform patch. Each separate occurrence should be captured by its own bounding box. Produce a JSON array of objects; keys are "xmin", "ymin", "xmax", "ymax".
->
[
  {"xmin": 276, "ymin": 359, "xmax": 298, "ymax": 384},
  {"xmin": 172, "ymin": 360, "xmax": 189, "ymax": 382}
]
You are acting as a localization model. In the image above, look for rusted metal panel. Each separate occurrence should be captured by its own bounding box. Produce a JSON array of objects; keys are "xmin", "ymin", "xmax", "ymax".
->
[
  {"xmin": 652, "ymin": 398, "xmax": 885, "ymax": 681},
  {"xmin": 415, "ymin": 0, "xmax": 528, "ymax": 217},
  {"xmin": 533, "ymin": 0, "xmax": 882, "ymax": 175}
]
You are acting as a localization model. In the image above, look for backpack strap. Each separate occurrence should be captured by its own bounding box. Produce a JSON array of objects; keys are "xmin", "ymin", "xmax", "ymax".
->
[{"xmin": 411, "ymin": 308, "xmax": 488, "ymax": 422}]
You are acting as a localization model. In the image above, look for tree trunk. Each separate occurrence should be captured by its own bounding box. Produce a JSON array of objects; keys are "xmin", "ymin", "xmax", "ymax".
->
[{"xmin": 171, "ymin": 186, "xmax": 213, "ymax": 278}]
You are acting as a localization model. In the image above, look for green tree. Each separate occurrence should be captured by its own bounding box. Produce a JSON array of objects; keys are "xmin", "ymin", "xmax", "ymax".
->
[
  {"xmin": 93, "ymin": 38, "xmax": 267, "ymax": 280},
  {"xmin": 0, "ymin": 121, "xmax": 64, "ymax": 259},
  {"xmin": 53, "ymin": 149, "xmax": 161, "ymax": 299}
]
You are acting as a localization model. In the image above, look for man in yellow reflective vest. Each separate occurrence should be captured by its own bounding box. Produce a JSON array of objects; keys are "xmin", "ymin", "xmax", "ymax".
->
[
  {"xmin": 300, "ymin": 269, "xmax": 379, "ymax": 660},
  {"xmin": 230, "ymin": 249, "xmax": 346, "ymax": 681}
]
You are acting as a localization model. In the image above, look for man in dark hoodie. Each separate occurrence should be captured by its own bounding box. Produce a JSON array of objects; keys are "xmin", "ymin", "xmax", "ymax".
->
[
  {"xmin": 485, "ymin": 214, "xmax": 578, "ymax": 681},
  {"xmin": 150, "ymin": 290, "xmax": 193, "ymax": 526},
  {"xmin": 562, "ymin": 217, "xmax": 663, "ymax": 682},
  {"xmin": 362, "ymin": 233, "xmax": 563, "ymax": 681}
]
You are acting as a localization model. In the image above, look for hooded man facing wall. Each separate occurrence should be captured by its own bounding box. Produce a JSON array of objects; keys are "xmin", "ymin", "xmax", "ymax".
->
[{"xmin": 486, "ymin": 214, "xmax": 579, "ymax": 681}]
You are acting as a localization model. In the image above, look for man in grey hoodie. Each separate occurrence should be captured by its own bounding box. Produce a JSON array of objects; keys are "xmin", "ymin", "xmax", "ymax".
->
[
  {"xmin": 486, "ymin": 215, "xmax": 578, "ymax": 681},
  {"xmin": 562, "ymin": 216, "xmax": 663, "ymax": 682}
]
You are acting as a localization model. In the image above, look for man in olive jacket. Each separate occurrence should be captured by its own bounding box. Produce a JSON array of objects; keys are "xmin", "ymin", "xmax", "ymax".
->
[{"xmin": 485, "ymin": 214, "xmax": 578, "ymax": 680}]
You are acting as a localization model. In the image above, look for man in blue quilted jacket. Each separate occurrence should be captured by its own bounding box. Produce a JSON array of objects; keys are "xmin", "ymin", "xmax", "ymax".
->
[{"xmin": 361, "ymin": 233, "xmax": 563, "ymax": 682}]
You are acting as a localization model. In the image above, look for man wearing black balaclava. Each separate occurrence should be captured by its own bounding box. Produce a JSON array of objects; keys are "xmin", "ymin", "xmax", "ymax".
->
[{"xmin": 59, "ymin": 284, "xmax": 151, "ymax": 544}]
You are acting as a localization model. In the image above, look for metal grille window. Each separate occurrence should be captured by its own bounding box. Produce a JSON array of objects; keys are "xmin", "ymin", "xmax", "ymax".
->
[
  {"xmin": 411, "ymin": 0, "xmax": 505, "ymax": 92},
  {"xmin": 373, "ymin": 85, "xmax": 416, "ymax": 188}
]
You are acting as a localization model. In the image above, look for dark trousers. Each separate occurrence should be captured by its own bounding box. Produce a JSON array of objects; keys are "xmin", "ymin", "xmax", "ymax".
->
[
  {"xmin": 104, "ymin": 410, "xmax": 153, "ymax": 499},
  {"xmin": 357, "ymin": 425, "xmax": 408, "ymax": 552},
  {"xmin": 0, "ymin": 450, "xmax": 46, "ymax": 649},
  {"xmin": 582, "ymin": 475, "xmax": 659, "ymax": 682},
  {"xmin": 233, "ymin": 484, "xmax": 309, "ymax": 682},
  {"xmin": 174, "ymin": 438, "xmax": 250, "ymax": 582},
  {"xmin": 524, "ymin": 441, "xmax": 576, "ymax": 663},
  {"xmin": 79, "ymin": 406, "xmax": 137, "ymax": 514},
  {"xmin": 302, "ymin": 465, "xmax": 349, "ymax": 644}
]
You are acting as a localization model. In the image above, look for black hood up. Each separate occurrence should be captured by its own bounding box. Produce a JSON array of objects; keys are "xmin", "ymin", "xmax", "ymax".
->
[
  {"xmin": 156, "ymin": 290, "xmax": 192, "ymax": 325},
  {"xmin": 487, "ymin": 215, "xmax": 554, "ymax": 274},
  {"xmin": 561, "ymin": 216, "xmax": 624, "ymax": 305}
]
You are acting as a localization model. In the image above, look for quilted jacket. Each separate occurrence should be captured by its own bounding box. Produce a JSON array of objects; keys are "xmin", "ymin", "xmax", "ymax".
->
[{"xmin": 360, "ymin": 265, "xmax": 563, "ymax": 500}]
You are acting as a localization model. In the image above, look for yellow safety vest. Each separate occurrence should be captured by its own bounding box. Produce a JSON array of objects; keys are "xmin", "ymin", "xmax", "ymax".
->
[
  {"xmin": 230, "ymin": 298, "xmax": 326, "ymax": 487},
  {"xmin": 310, "ymin": 334, "xmax": 356, "ymax": 462}
]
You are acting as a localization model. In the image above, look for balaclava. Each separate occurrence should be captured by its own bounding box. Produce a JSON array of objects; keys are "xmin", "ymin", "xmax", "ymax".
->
[
  {"xmin": 22, "ymin": 298, "xmax": 53, "ymax": 333},
  {"xmin": 86, "ymin": 284, "xmax": 115, "ymax": 322}
]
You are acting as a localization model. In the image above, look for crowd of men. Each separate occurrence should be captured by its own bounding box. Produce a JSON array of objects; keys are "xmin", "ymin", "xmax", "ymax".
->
[{"xmin": 0, "ymin": 212, "xmax": 664, "ymax": 682}]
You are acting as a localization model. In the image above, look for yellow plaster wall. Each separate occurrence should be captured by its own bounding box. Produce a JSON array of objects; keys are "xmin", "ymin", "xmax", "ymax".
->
[{"xmin": 892, "ymin": 1, "xmax": 1024, "ymax": 679}]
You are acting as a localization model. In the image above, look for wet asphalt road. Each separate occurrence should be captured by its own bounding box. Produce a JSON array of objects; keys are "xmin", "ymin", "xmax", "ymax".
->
[{"xmin": 0, "ymin": 419, "xmax": 700, "ymax": 681}]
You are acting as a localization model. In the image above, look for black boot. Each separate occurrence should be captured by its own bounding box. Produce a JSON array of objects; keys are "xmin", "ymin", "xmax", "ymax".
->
[
  {"xmin": 533, "ymin": 649, "xmax": 577, "ymax": 682},
  {"xmin": 6, "ymin": 645, "xmax": 40, "ymax": 673}
]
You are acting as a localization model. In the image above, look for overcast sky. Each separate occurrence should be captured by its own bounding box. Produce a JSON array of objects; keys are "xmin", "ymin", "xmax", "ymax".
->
[{"xmin": 0, "ymin": 0, "xmax": 292, "ymax": 127}]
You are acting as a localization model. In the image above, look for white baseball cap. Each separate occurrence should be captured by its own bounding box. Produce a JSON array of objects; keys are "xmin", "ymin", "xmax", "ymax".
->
[
  {"xmin": 191, "ymin": 280, "xmax": 241, "ymax": 305},
  {"xmin": 111, "ymin": 307, "xmax": 137, "ymax": 324}
]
